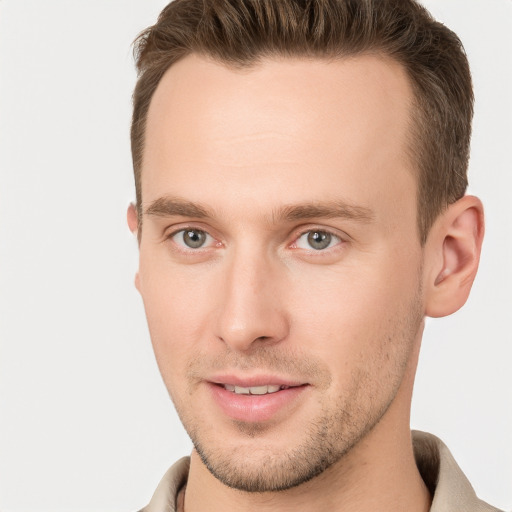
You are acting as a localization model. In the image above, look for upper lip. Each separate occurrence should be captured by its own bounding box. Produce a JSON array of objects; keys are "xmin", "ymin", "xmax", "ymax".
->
[{"xmin": 208, "ymin": 374, "xmax": 307, "ymax": 388}]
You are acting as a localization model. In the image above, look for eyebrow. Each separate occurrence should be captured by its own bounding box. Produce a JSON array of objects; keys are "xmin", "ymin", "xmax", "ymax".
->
[
  {"xmin": 276, "ymin": 202, "xmax": 375, "ymax": 224},
  {"xmin": 144, "ymin": 196, "xmax": 375, "ymax": 224},
  {"xmin": 145, "ymin": 197, "xmax": 212, "ymax": 218}
]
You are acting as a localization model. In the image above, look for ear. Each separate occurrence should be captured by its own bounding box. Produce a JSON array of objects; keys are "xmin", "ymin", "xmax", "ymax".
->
[
  {"xmin": 127, "ymin": 203, "xmax": 141, "ymax": 292},
  {"xmin": 127, "ymin": 202, "xmax": 138, "ymax": 235},
  {"xmin": 424, "ymin": 195, "xmax": 484, "ymax": 318}
]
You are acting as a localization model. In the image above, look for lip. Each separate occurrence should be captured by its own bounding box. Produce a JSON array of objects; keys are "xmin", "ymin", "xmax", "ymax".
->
[
  {"xmin": 209, "ymin": 374, "xmax": 306, "ymax": 388},
  {"xmin": 207, "ymin": 375, "xmax": 309, "ymax": 423}
]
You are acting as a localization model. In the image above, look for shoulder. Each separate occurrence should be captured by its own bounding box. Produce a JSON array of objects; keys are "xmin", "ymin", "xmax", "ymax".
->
[
  {"xmin": 412, "ymin": 431, "xmax": 504, "ymax": 512},
  {"xmin": 138, "ymin": 457, "xmax": 190, "ymax": 512}
]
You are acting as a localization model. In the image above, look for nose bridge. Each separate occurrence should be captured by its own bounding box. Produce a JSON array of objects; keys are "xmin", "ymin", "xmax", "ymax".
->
[{"xmin": 215, "ymin": 243, "xmax": 288, "ymax": 351}]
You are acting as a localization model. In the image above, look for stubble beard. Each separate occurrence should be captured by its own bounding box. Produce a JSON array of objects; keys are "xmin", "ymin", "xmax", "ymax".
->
[
  {"xmin": 190, "ymin": 386, "xmax": 380, "ymax": 493},
  {"xmin": 168, "ymin": 288, "xmax": 424, "ymax": 493}
]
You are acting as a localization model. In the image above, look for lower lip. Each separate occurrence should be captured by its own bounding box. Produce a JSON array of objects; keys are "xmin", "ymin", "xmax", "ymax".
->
[{"xmin": 208, "ymin": 383, "xmax": 308, "ymax": 423}]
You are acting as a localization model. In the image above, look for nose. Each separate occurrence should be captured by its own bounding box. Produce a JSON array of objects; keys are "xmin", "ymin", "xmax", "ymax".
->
[{"xmin": 214, "ymin": 249, "xmax": 290, "ymax": 352}]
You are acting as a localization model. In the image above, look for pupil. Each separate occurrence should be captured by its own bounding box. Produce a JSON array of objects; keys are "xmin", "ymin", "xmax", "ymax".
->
[
  {"xmin": 184, "ymin": 230, "xmax": 206, "ymax": 248},
  {"xmin": 308, "ymin": 231, "xmax": 331, "ymax": 250}
]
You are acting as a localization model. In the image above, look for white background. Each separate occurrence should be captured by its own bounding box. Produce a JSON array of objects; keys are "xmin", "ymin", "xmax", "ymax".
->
[{"xmin": 0, "ymin": 1, "xmax": 511, "ymax": 511}]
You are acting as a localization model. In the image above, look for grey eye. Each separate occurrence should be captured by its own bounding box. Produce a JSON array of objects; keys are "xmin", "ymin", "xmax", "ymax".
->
[
  {"xmin": 295, "ymin": 230, "xmax": 341, "ymax": 251},
  {"xmin": 177, "ymin": 229, "xmax": 208, "ymax": 248},
  {"xmin": 307, "ymin": 231, "xmax": 332, "ymax": 250}
]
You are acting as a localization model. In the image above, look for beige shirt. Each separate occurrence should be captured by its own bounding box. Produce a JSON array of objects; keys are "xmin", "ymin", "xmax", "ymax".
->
[{"xmin": 139, "ymin": 431, "xmax": 503, "ymax": 512}]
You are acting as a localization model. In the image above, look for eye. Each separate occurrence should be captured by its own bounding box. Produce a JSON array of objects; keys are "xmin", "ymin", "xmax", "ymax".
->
[
  {"xmin": 294, "ymin": 230, "xmax": 341, "ymax": 251},
  {"xmin": 170, "ymin": 229, "xmax": 213, "ymax": 249}
]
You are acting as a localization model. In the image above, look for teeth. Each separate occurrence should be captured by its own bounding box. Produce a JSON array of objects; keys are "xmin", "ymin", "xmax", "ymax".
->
[
  {"xmin": 224, "ymin": 384, "xmax": 284, "ymax": 395},
  {"xmin": 250, "ymin": 385, "xmax": 277, "ymax": 395}
]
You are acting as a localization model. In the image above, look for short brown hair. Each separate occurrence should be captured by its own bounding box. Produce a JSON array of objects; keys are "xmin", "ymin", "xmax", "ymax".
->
[{"xmin": 131, "ymin": 0, "xmax": 473, "ymax": 244}]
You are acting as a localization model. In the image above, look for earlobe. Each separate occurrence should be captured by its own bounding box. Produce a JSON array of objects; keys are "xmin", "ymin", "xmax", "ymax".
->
[
  {"xmin": 127, "ymin": 203, "xmax": 138, "ymax": 235},
  {"xmin": 127, "ymin": 203, "xmax": 142, "ymax": 293},
  {"xmin": 425, "ymin": 196, "xmax": 484, "ymax": 318}
]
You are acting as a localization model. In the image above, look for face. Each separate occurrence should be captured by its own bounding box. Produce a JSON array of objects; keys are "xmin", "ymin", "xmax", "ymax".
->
[{"xmin": 135, "ymin": 54, "xmax": 426, "ymax": 492}]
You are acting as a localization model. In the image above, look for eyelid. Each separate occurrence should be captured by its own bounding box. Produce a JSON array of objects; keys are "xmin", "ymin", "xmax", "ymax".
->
[
  {"xmin": 289, "ymin": 225, "xmax": 347, "ymax": 251},
  {"xmin": 162, "ymin": 222, "xmax": 347, "ymax": 253},
  {"xmin": 165, "ymin": 224, "xmax": 221, "ymax": 251}
]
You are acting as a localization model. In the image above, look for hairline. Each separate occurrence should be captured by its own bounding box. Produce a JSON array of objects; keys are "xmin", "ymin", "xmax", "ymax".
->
[{"xmin": 134, "ymin": 49, "xmax": 429, "ymax": 244}]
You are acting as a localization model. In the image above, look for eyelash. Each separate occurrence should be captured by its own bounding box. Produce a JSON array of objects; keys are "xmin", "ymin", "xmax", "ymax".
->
[
  {"xmin": 165, "ymin": 226, "xmax": 345, "ymax": 254},
  {"xmin": 168, "ymin": 227, "xmax": 218, "ymax": 251},
  {"xmin": 291, "ymin": 229, "xmax": 343, "ymax": 252}
]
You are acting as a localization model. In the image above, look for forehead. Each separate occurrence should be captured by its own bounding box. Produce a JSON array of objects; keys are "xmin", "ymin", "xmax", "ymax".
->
[{"xmin": 142, "ymin": 54, "xmax": 416, "ymax": 226}]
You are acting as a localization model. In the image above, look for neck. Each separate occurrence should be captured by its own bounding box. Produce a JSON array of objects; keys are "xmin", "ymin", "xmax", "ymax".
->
[{"xmin": 186, "ymin": 435, "xmax": 430, "ymax": 512}]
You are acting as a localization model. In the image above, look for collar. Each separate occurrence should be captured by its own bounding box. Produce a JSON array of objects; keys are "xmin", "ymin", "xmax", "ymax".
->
[{"xmin": 140, "ymin": 431, "xmax": 502, "ymax": 512}]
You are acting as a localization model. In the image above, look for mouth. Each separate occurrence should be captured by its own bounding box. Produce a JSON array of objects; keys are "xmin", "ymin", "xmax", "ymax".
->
[
  {"xmin": 220, "ymin": 384, "xmax": 301, "ymax": 395},
  {"xmin": 208, "ymin": 379, "xmax": 309, "ymax": 423}
]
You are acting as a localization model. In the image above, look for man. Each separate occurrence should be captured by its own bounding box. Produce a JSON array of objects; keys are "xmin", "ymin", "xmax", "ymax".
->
[{"xmin": 126, "ymin": 1, "xmax": 502, "ymax": 511}]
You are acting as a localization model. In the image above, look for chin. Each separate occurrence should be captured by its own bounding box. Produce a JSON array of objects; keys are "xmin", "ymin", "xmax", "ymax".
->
[{"xmin": 185, "ymin": 401, "xmax": 384, "ymax": 493}]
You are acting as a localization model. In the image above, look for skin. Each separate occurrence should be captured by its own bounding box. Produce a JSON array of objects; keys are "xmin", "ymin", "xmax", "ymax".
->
[{"xmin": 128, "ymin": 54, "xmax": 484, "ymax": 512}]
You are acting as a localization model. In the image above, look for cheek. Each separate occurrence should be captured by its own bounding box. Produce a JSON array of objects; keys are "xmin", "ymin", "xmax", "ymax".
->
[
  {"xmin": 138, "ymin": 257, "xmax": 216, "ymax": 380},
  {"xmin": 288, "ymin": 255, "xmax": 423, "ymax": 376}
]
